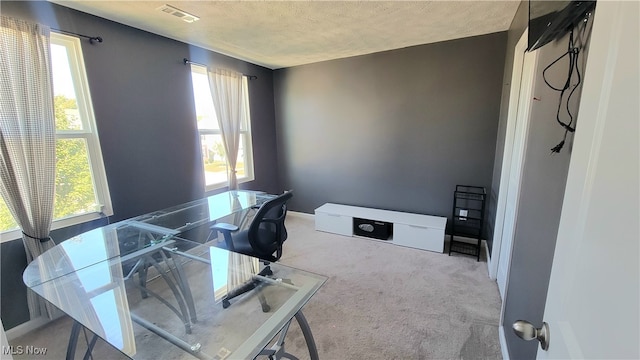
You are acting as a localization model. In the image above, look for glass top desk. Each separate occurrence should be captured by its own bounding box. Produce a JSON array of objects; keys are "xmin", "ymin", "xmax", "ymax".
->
[{"xmin": 23, "ymin": 191, "xmax": 327, "ymax": 360}]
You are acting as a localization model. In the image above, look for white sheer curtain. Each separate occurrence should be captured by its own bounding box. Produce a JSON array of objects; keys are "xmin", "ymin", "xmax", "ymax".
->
[
  {"xmin": 207, "ymin": 69, "xmax": 246, "ymax": 190},
  {"xmin": 0, "ymin": 16, "xmax": 57, "ymax": 319},
  {"xmin": 227, "ymin": 194, "xmax": 258, "ymax": 289},
  {"xmin": 227, "ymin": 252, "xmax": 259, "ymax": 290}
]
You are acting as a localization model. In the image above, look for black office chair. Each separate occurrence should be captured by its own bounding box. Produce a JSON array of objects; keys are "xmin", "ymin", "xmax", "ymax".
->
[{"xmin": 210, "ymin": 190, "xmax": 293, "ymax": 310}]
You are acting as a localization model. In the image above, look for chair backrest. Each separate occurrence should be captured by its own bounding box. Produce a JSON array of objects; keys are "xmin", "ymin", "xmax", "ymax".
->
[{"xmin": 247, "ymin": 190, "xmax": 293, "ymax": 261}]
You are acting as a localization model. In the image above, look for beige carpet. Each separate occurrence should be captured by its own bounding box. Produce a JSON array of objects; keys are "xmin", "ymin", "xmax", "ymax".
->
[
  {"xmin": 9, "ymin": 213, "xmax": 501, "ymax": 359},
  {"xmin": 278, "ymin": 213, "xmax": 501, "ymax": 360}
]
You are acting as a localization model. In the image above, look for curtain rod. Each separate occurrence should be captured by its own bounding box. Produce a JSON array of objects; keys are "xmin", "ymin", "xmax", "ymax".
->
[
  {"xmin": 183, "ymin": 58, "xmax": 257, "ymax": 80},
  {"xmin": 52, "ymin": 28, "xmax": 103, "ymax": 44}
]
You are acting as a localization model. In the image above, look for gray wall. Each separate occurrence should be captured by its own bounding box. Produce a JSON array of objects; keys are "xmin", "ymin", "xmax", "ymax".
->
[
  {"xmin": 498, "ymin": 11, "xmax": 594, "ymax": 360},
  {"xmin": 273, "ymin": 32, "xmax": 507, "ymax": 229},
  {"xmin": 1, "ymin": 1, "xmax": 279, "ymax": 329}
]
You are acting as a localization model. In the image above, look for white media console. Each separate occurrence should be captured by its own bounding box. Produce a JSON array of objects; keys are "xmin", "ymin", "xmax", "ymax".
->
[{"xmin": 314, "ymin": 203, "xmax": 447, "ymax": 253}]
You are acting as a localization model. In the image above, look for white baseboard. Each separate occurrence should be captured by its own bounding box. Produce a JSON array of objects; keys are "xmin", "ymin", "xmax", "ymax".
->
[
  {"xmin": 287, "ymin": 211, "xmax": 314, "ymax": 220},
  {"xmin": 5, "ymin": 316, "xmax": 57, "ymax": 341},
  {"xmin": 499, "ymin": 325, "xmax": 510, "ymax": 360}
]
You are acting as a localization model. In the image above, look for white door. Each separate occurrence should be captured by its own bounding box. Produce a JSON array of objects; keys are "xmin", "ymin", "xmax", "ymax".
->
[
  {"xmin": 494, "ymin": 31, "xmax": 539, "ymax": 298},
  {"xmin": 534, "ymin": 2, "xmax": 639, "ymax": 358}
]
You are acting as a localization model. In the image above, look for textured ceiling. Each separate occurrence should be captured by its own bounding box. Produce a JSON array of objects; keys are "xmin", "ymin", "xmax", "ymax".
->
[{"xmin": 50, "ymin": 1, "xmax": 520, "ymax": 69}]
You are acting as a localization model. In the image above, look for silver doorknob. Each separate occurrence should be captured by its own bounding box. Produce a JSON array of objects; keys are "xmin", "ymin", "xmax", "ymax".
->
[{"xmin": 513, "ymin": 320, "xmax": 550, "ymax": 351}]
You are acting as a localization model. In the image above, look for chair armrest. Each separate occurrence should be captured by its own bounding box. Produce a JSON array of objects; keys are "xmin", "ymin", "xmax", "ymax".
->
[
  {"xmin": 210, "ymin": 223, "xmax": 239, "ymax": 251},
  {"xmin": 210, "ymin": 223, "xmax": 239, "ymax": 233}
]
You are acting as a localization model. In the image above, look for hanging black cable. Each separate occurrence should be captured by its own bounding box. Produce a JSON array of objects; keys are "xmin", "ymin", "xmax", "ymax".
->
[
  {"xmin": 543, "ymin": 30, "xmax": 580, "ymax": 132},
  {"xmin": 543, "ymin": 26, "xmax": 585, "ymax": 154},
  {"xmin": 546, "ymin": 11, "xmax": 594, "ymax": 154},
  {"xmin": 52, "ymin": 28, "xmax": 103, "ymax": 44}
]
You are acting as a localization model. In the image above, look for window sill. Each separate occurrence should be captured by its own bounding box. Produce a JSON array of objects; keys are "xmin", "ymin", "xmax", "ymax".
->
[
  {"xmin": 204, "ymin": 175, "xmax": 255, "ymax": 193},
  {"xmin": 0, "ymin": 211, "xmax": 112, "ymax": 244}
]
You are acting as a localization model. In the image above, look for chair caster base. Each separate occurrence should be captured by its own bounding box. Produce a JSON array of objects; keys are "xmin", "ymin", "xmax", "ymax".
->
[{"xmin": 222, "ymin": 299, "xmax": 230, "ymax": 308}]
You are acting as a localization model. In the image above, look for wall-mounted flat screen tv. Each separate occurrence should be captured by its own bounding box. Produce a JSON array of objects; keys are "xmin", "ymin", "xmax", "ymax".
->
[{"xmin": 528, "ymin": 0, "xmax": 596, "ymax": 51}]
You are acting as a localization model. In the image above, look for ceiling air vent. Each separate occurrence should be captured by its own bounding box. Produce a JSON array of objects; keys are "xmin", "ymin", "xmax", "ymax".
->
[{"xmin": 156, "ymin": 4, "xmax": 200, "ymax": 23}]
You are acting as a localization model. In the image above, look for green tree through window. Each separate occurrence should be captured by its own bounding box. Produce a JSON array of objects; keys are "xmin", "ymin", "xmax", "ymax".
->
[
  {"xmin": 0, "ymin": 200, "xmax": 17, "ymax": 232},
  {"xmin": 54, "ymin": 95, "xmax": 98, "ymax": 219}
]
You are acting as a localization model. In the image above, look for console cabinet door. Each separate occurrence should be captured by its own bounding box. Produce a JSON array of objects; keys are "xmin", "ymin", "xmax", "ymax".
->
[
  {"xmin": 315, "ymin": 212, "xmax": 353, "ymax": 237},
  {"xmin": 394, "ymin": 224, "xmax": 444, "ymax": 253}
]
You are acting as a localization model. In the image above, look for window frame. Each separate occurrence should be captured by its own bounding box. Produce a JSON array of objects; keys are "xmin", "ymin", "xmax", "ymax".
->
[
  {"xmin": 0, "ymin": 32, "xmax": 112, "ymax": 242},
  {"xmin": 190, "ymin": 65, "xmax": 255, "ymax": 192}
]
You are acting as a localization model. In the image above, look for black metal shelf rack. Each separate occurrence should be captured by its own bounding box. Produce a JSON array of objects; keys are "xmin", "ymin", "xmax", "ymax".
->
[{"xmin": 449, "ymin": 185, "xmax": 486, "ymax": 261}]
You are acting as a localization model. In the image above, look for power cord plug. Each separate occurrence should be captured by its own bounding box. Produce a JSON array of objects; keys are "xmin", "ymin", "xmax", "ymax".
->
[{"xmin": 550, "ymin": 140, "xmax": 565, "ymax": 154}]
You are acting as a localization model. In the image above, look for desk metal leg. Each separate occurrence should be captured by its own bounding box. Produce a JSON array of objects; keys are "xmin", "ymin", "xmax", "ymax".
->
[
  {"xmin": 160, "ymin": 250, "xmax": 198, "ymax": 323},
  {"xmin": 259, "ymin": 321, "xmax": 295, "ymax": 360},
  {"xmin": 145, "ymin": 255, "xmax": 192, "ymax": 334},
  {"xmin": 66, "ymin": 321, "xmax": 100, "ymax": 360},
  {"xmin": 130, "ymin": 313, "xmax": 212, "ymax": 360},
  {"xmin": 66, "ymin": 321, "xmax": 81, "ymax": 360},
  {"xmin": 83, "ymin": 332, "xmax": 99, "ymax": 360},
  {"xmin": 294, "ymin": 311, "xmax": 319, "ymax": 360},
  {"xmin": 138, "ymin": 261, "xmax": 149, "ymax": 299},
  {"xmin": 258, "ymin": 310, "xmax": 318, "ymax": 360}
]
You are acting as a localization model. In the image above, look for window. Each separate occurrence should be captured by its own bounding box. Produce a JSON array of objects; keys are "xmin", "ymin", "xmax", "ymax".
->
[
  {"xmin": 189, "ymin": 65, "xmax": 254, "ymax": 191},
  {"xmin": 0, "ymin": 32, "xmax": 112, "ymax": 240}
]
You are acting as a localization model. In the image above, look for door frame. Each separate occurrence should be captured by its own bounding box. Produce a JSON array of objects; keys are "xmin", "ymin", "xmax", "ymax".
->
[
  {"xmin": 492, "ymin": 29, "xmax": 540, "ymax": 360},
  {"xmin": 489, "ymin": 29, "xmax": 538, "ymax": 293}
]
